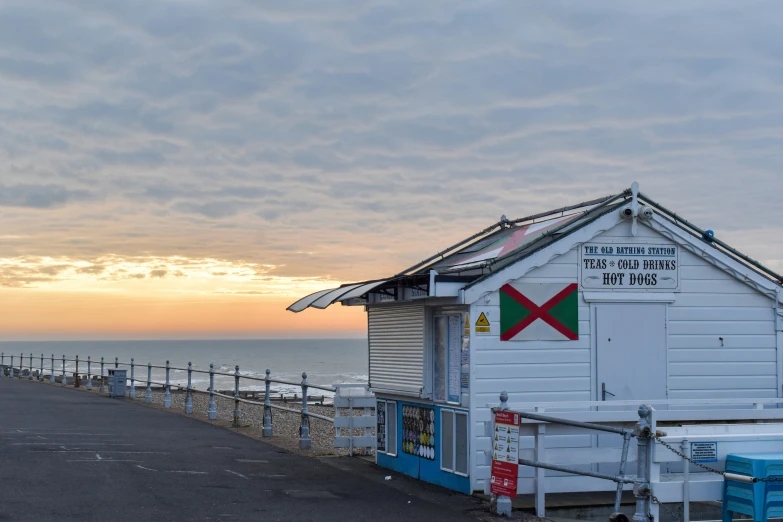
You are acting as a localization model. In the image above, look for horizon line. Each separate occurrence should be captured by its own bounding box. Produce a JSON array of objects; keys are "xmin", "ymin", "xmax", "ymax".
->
[{"xmin": 0, "ymin": 336, "xmax": 367, "ymax": 343}]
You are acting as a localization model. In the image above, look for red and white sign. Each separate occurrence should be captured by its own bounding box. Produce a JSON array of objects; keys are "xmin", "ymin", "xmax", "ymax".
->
[{"xmin": 490, "ymin": 410, "xmax": 520, "ymax": 497}]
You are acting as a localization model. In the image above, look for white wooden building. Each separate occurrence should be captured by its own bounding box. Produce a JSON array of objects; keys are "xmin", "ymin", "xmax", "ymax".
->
[{"xmin": 289, "ymin": 184, "xmax": 783, "ymax": 498}]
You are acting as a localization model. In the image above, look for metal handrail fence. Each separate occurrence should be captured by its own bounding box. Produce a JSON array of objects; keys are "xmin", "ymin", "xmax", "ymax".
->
[
  {"xmin": 491, "ymin": 391, "xmax": 653, "ymax": 522},
  {"xmin": 490, "ymin": 394, "xmax": 783, "ymax": 522},
  {"xmin": 1, "ymin": 351, "xmax": 337, "ymax": 450}
]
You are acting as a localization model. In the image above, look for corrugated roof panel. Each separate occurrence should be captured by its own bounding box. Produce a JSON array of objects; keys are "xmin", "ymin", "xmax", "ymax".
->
[
  {"xmin": 444, "ymin": 213, "xmax": 581, "ymax": 269},
  {"xmin": 335, "ymin": 280, "xmax": 390, "ymax": 302},
  {"xmin": 309, "ymin": 283, "xmax": 365, "ymax": 309},
  {"xmin": 286, "ymin": 287, "xmax": 341, "ymax": 313}
]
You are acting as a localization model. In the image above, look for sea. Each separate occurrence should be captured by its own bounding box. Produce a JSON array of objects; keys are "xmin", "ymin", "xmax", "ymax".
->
[{"xmin": 0, "ymin": 339, "xmax": 368, "ymax": 397}]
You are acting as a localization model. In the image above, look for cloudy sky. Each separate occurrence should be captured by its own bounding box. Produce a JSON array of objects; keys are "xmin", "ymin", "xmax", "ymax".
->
[{"xmin": 1, "ymin": 0, "xmax": 782, "ymax": 340}]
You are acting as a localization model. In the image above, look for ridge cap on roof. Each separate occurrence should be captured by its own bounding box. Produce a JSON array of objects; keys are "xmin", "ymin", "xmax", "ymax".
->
[
  {"xmin": 397, "ymin": 194, "xmax": 619, "ymax": 277},
  {"xmin": 461, "ymin": 187, "xmax": 783, "ymax": 292},
  {"xmin": 637, "ymin": 192, "xmax": 783, "ymax": 286}
]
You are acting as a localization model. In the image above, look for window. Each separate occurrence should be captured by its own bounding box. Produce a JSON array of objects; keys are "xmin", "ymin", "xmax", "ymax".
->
[
  {"xmin": 440, "ymin": 408, "xmax": 469, "ymax": 476},
  {"xmin": 433, "ymin": 317, "xmax": 448, "ymax": 402},
  {"xmin": 432, "ymin": 314, "xmax": 463, "ymax": 404},
  {"xmin": 376, "ymin": 400, "xmax": 397, "ymax": 456}
]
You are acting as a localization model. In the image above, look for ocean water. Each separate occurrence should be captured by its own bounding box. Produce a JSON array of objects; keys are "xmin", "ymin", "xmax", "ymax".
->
[{"xmin": 0, "ymin": 339, "xmax": 367, "ymax": 396}]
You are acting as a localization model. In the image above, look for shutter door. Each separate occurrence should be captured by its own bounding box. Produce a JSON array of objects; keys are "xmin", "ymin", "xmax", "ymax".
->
[{"xmin": 369, "ymin": 303, "xmax": 425, "ymax": 396}]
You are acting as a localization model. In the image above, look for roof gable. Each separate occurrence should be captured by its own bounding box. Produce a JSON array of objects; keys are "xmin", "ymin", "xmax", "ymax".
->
[
  {"xmin": 461, "ymin": 203, "xmax": 782, "ymax": 305},
  {"xmin": 287, "ymin": 186, "xmax": 783, "ymax": 313}
]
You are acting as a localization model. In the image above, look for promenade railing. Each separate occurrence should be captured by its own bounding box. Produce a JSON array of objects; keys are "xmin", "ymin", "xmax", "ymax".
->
[{"xmin": 0, "ymin": 351, "xmax": 352, "ymax": 451}]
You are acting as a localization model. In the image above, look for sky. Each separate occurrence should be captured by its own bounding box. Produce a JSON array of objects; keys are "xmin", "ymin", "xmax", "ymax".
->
[{"xmin": 1, "ymin": 0, "xmax": 782, "ymax": 340}]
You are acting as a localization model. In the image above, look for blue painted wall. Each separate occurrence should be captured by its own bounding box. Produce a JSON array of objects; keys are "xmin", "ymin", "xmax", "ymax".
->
[{"xmin": 376, "ymin": 398, "xmax": 470, "ymax": 494}]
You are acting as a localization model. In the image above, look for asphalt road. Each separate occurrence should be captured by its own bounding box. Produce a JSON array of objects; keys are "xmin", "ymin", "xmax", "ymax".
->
[{"xmin": 0, "ymin": 377, "xmax": 486, "ymax": 522}]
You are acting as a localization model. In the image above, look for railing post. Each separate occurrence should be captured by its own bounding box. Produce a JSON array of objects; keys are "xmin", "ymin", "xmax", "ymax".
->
[
  {"xmin": 9, "ymin": 355, "xmax": 14, "ymax": 378},
  {"xmin": 263, "ymin": 369, "xmax": 273, "ymax": 437},
  {"xmin": 299, "ymin": 372, "xmax": 311, "ymax": 449},
  {"xmin": 164, "ymin": 360, "xmax": 171, "ymax": 408},
  {"xmin": 633, "ymin": 405, "xmax": 652, "ymax": 522},
  {"xmin": 534, "ymin": 407, "xmax": 546, "ymax": 518},
  {"xmin": 49, "ymin": 354, "xmax": 54, "ymax": 383},
  {"xmin": 99, "ymin": 357, "xmax": 104, "ymax": 393},
  {"xmin": 614, "ymin": 431, "xmax": 632, "ymax": 515},
  {"xmin": 185, "ymin": 362, "xmax": 193, "ymax": 414},
  {"xmin": 19, "ymin": 352, "xmax": 23, "ymax": 379},
  {"xmin": 87, "ymin": 356, "xmax": 92, "ymax": 390},
  {"xmin": 61, "ymin": 355, "xmax": 66, "ymax": 386},
  {"xmin": 129, "ymin": 358, "xmax": 136, "ymax": 399},
  {"xmin": 0, "ymin": 352, "xmax": 4, "ymax": 379},
  {"xmin": 115, "ymin": 357, "xmax": 118, "ymax": 369},
  {"xmin": 29, "ymin": 353, "xmax": 33, "ymax": 380},
  {"xmin": 232, "ymin": 365, "xmax": 241, "ymax": 427},
  {"xmin": 494, "ymin": 391, "xmax": 513, "ymax": 517},
  {"xmin": 208, "ymin": 364, "xmax": 217, "ymax": 420},
  {"xmin": 74, "ymin": 355, "xmax": 79, "ymax": 385},
  {"xmin": 682, "ymin": 439, "xmax": 690, "ymax": 522},
  {"xmin": 39, "ymin": 354, "xmax": 43, "ymax": 381},
  {"xmin": 348, "ymin": 396, "xmax": 354, "ymax": 456},
  {"xmin": 146, "ymin": 363, "xmax": 152, "ymax": 403}
]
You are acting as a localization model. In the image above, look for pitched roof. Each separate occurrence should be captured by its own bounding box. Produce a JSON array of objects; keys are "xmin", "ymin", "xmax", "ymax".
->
[{"xmin": 288, "ymin": 187, "xmax": 783, "ymax": 312}]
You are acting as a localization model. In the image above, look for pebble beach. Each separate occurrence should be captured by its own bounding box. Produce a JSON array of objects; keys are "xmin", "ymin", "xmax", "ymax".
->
[{"xmin": 125, "ymin": 386, "xmax": 375, "ymax": 457}]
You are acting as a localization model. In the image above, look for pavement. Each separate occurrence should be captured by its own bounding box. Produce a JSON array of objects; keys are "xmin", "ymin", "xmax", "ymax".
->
[{"xmin": 0, "ymin": 376, "xmax": 493, "ymax": 522}]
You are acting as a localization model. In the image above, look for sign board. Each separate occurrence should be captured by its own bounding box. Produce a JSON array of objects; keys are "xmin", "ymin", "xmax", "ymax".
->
[
  {"xmin": 580, "ymin": 242, "xmax": 679, "ymax": 290},
  {"xmin": 461, "ymin": 315, "xmax": 470, "ymax": 391},
  {"xmin": 402, "ymin": 405, "xmax": 435, "ymax": 460},
  {"xmin": 403, "ymin": 287, "xmax": 428, "ymax": 300},
  {"xmin": 490, "ymin": 410, "xmax": 520, "ymax": 497},
  {"xmin": 474, "ymin": 308, "xmax": 493, "ymax": 335},
  {"xmin": 475, "ymin": 312, "xmax": 491, "ymax": 333},
  {"xmin": 447, "ymin": 315, "xmax": 461, "ymax": 403},
  {"xmin": 691, "ymin": 441, "xmax": 718, "ymax": 463},
  {"xmin": 376, "ymin": 401, "xmax": 386, "ymax": 453},
  {"xmin": 500, "ymin": 283, "xmax": 578, "ymax": 341}
]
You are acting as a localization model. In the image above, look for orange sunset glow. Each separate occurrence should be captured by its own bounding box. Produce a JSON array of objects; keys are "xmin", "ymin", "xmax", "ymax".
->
[{"xmin": 0, "ymin": 255, "xmax": 366, "ymax": 340}]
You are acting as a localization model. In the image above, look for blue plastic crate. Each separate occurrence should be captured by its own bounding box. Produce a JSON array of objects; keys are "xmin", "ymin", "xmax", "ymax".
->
[{"xmin": 723, "ymin": 453, "xmax": 783, "ymax": 522}]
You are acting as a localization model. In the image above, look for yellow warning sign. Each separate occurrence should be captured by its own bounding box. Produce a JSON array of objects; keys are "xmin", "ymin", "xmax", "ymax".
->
[
  {"xmin": 475, "ymin": 312, "xmax": 491, "ymax": 333},
  {"xmin": 464, "ymin": 315, "xmax": 470, "ymax": 335}
]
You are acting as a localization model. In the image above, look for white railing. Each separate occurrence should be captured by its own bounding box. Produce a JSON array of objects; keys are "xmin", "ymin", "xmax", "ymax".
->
[
  {"xmin": 485, "ymin": 395, "xmax": 783, "ymax": 521},
  {"xmin": 0, "ymin": 352, "xmax": 375, "ymax": 454}
]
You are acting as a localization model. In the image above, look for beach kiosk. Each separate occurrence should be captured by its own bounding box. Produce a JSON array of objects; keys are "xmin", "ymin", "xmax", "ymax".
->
[{"xmin": 288, "ymin": 184, "xmax": 783, "ymax": 498}]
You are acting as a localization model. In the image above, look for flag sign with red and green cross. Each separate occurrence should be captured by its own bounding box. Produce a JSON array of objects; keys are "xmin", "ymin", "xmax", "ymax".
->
[{"xmin": 500, "ymin": 283, "xmax": 579, "ymax": 341}]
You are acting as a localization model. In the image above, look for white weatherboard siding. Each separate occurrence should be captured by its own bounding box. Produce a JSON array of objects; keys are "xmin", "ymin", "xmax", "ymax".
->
[
  {"xmin": 668, "ymin": 248, "xmax": 777, "ymax": 400},
  {"xmin": 468, "ymin": 218, "xmax": 779, "ymax": 493},
  {"xmin": 469, "ymin": 248, "xmax": 592, "ymax": 492}
]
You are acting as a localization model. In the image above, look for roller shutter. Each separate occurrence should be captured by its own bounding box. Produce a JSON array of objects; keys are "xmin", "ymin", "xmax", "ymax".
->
[{"xmin": 368, "ymin": 303, "xmax": 425, "ymax": 396}]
